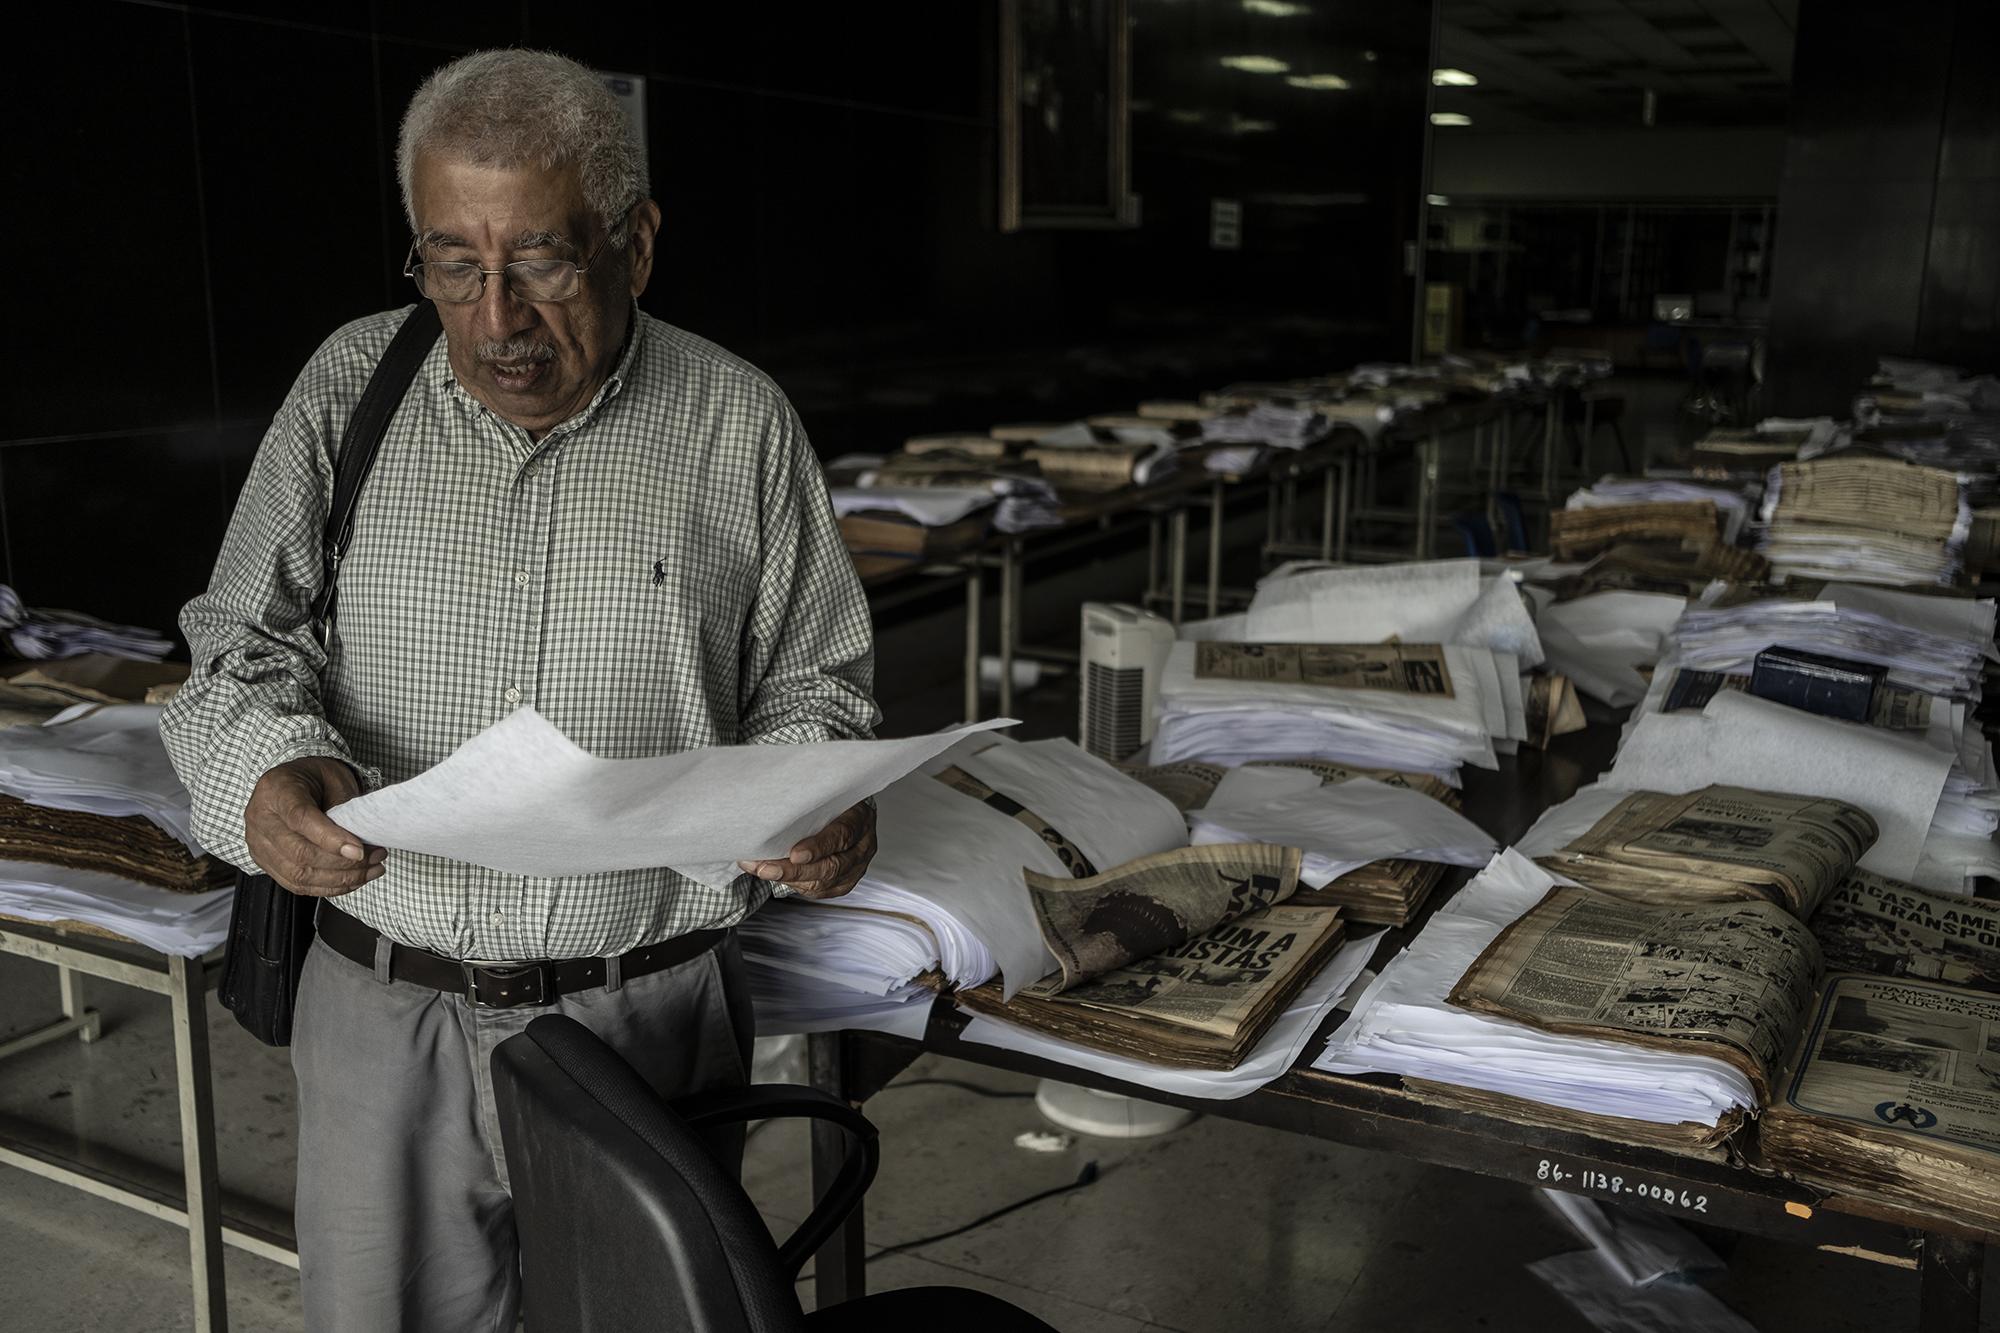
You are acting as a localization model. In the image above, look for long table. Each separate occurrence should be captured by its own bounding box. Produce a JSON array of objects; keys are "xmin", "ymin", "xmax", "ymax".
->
[{"xmin": 802, "ymin": 716, "xmax": 1993, "ymax": 1332}]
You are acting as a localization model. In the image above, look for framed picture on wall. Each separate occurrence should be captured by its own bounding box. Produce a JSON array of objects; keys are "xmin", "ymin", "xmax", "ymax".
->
[{"xmin": 999, "ymin": 0, "xmax": 1137, "ymax": 231}]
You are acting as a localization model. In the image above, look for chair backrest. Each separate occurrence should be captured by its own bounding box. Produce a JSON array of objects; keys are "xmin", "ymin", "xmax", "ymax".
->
[{"xmin": 492, "ymin": 1015, "xmax": 809, "ymax": 1333}]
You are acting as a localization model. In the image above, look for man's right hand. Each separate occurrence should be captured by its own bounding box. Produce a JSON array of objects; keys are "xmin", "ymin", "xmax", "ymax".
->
[{"xmin": 243, "ymin": 757, "xmax": 385, "ymax": 896}]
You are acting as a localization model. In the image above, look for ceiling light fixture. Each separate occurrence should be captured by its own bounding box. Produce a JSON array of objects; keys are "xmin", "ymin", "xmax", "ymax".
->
[
  {"xmin": 1432, "ymin": 68, "xmax": 1479, "ymax": 87},
  {"xmin": 1242, "ymin": 0, "xmax": 1309, "ymax": 15},
  {"xmin": 1427, "ymin": 194, "xmax": 1451, "ymax": 206},
  {"xmin": 1285, "ymin": 73, "xmax": 1351, "ymax": 90},
  {"xmin": 1231, "ymin": 115, "xmax": 1278, "ymax": 134},
  {"xmin": 1220, "ymin": 55, "xmax": 1290, "ymax": 74},
  {"xmin": 1430, "ymin": 112, "xmax": 1472, "ymax": 126}
]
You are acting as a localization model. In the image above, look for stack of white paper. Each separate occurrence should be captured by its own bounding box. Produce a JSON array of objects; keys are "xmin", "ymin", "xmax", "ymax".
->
[
  {"xmin": 1246, "ymin": 559, "xmax": 1544, "ymax": 667},
  {"xmin": 1665, "ymin": 584, "xmax": 1994, "ymax": 701},
  {"xmin": 1199, "ymin": 404, "xmax": 1332, "ymax": 451},
  {"xmin": 1187, "ymin": 768, "xmax": 1496, "ymax": 888},
  {"xmin": 829, "ymin": 484, "xmax": 994, "ymax": 527},
  {"xmin": 737, "ymin": 737, "xmax": 1192, "ymax": 1031},
  {"xmin": 1315, "ymin": 850, "xmax": 1754, "ymax": 1128},
  {"xmin": 0, "ymin": 862, "xmax": 231, "ymax": 957},
  {"xmin": 1151, "ymin": 640, "xmax": 1500, "ymax": 781},
  {"xmin": 0, "ymin": 704, "xmax": 199, "ymax": 851}
]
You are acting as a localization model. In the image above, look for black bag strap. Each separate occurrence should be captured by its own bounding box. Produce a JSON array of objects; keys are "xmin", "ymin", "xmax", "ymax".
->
[{"xmin": 310, "ymin": 302, "xmax": 443, "ymax": 632}]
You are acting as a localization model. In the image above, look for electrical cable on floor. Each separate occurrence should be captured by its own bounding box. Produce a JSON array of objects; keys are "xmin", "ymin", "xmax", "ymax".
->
[
  {"xmin": 882, "ymin": 1077, "xmax": 1037, "ymax": 1100},
  {"xmin": 861, "ymin": 1160, "xmax": 1102, "ymax": 1264}
]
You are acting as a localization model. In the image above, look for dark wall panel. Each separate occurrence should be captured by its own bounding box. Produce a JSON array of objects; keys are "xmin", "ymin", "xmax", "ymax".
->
[
  {"xmin": 15, "ymin": 0, "xmax": 1431, "ymax": 646},
  {"xmin": 1768, "ymin": 0, "xmax": 2000, "ymax": 413}
]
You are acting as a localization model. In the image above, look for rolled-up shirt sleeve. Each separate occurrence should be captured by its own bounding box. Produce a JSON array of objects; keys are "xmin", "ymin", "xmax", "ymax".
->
[
  {"xmin": 160, "ymin": 378, "xmax": 381, "ymax": 873},
  {"xmin": 737, "ymin": 397, "xmax": 880, "ymax": 748}
]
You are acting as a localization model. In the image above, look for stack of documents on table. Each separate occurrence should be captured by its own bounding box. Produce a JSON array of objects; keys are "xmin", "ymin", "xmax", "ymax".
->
[
  {"xmin": 1663, "ymin": 583, "xmax": 1994, "ymax": 702},
  {"xmin": 1563, "ymin": 477, "xmax": 1757, "ymax": 546},
  {"xmin": 1315, "ymin": 849, "xmax": 1756, "ymax": 1142},
  {"xmin": 1199, "ymin": 404, "xmax": 1332, "ymax": 451},
  {"xmin": 0, "ymin": 586, "xmax": 173, "ymax": 662},
  {"xmin": 1755, "ymin": 416, "xmax": 1846, "ymax": 452},
  {"xmin": 839, "ymin": 454, "xmax": 1062, "ymax": 533},
  {"xmin": 1151, "ymin": 640, "xmax": 1501, "ymax": 781},
  {"xmin": 1757, "ymin": 454, "xmax": 1970, "ymax": 586},
  {"xmin": 0, "ymin": 704, "xmax": 229, "ymax": 955},
  {"xmin": 0, "ymin": 863, "xmax": 231, "ymax": 956},
  {"xmin": 1548, "ymin": 500, "xmax": 1721, "ymax": 563},
  {"xmin": 738, "ymin": 735, "xmax": 1192, "ymax": 1031},
  {"xmin": 1861, "ymin": 356, "xmax": 2000, "ymax": 416},
  {"xmin": 1552, "ymin": 687, "xmax": 1991, "ymax": 892}
]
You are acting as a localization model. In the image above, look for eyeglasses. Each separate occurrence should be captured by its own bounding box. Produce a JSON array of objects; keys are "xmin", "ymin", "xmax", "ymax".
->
[{"xmin": 404, "ymin": 206, "xmax": 633, "ymax": 304}]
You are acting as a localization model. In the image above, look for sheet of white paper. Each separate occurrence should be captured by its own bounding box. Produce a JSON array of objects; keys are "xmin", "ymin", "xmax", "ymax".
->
[
  {"xmin": 1605, "ymin": 691, "xmax": 1951, "ymax": 879},
  {"xmin": 0, "ymin": 862, "xmax": 232, "ymax": 957},
  {"xmin": 329, "ymin": 710, "xmax": 1014, "ymax": 885},
  {"xmin": 0, "ymin": 704, "xmax": 199, "ymax": 851},
  {"xmin": 829, "ymin": 484, "xmax": 995, "ymax": 526},
  {"xmin": 1190, "ymin": 771, "xmax": 1496, "ymax": 869},
  {"xmin": 958, "ymin": 929, "xmax": 1379, "ymax": 1100},
  {"xmin": 1535, "ymin": 593, "xmax": 1687, "ymax": 706},
  {"xmin": 1528, "ymin": 1251, "xmax": 1757, "ymax": 1333},
  {"xmin": 1246, "ymin": 559, "xmax": 1481, "ymax": 644},
  {"xmin": 957, "ymin": 739, "xmax": 1188, "ymax": 872}
]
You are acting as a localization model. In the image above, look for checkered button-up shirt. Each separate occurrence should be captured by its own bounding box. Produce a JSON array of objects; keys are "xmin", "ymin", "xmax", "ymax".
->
[{"xmin": 162, "ymin": 305, "xmax": 878, "ymax": 960}]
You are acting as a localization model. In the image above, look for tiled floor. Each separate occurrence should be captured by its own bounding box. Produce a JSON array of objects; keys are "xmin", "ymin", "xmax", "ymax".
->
[{"xmin": 3, "ymin": 376, "xmax": 1993, "ymax": 1329}]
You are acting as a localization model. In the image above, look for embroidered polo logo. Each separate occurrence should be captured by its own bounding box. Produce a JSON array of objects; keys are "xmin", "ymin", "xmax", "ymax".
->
[{"xmin": 651, "ymin": 557, "xmax": 670, "ymax": 587}]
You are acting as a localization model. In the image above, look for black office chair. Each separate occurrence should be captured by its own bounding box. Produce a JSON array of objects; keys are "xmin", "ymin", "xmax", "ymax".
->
[{"xmin": 492, "ymin": 1014, "xmax": 1060, "ymax": 1332}]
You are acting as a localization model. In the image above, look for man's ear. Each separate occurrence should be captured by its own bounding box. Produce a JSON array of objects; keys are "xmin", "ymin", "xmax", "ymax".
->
[{"xmin": 626, "ymin": 199, "xmax": 662, "ymax": 297}]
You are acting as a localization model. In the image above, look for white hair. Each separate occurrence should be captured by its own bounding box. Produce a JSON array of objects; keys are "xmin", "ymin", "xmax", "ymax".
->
[{"xmin": 396, "ymin": 48, "xmax": 647, "ymax": 242}]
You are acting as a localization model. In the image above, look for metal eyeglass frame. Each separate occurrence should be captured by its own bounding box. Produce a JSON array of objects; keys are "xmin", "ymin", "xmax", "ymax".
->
[{"xmin": 403, "ymin": 203, "xmax": 637, "ymax": 304}]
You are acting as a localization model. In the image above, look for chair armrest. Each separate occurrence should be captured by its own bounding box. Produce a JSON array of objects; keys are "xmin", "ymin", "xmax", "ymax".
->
[{"xmin": 673, "ymin": 1084, "xmax": 881, "ymax": 1279}]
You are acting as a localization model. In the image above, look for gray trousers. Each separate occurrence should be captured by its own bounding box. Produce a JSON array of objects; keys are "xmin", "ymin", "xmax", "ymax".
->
[{"xmin": 290, "ymin": 932, "xmax": 754, "ymax": 1333}]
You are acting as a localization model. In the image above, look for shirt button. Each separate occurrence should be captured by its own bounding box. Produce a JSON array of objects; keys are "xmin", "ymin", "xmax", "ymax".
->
[
  {"xmin": 514, "ymin": 570, "xmax": 531, "ymax": 588},
  {"xmin": 502, "ymin": 685, "xmax": 522, "ymax": 706},
  {"xmin": 488, "ymin": 911, "xmax": 506, "ymax": 927}
]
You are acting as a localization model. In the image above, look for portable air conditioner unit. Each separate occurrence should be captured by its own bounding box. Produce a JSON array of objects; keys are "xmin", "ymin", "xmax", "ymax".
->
[{"xmin": 1079, "ymin": 602, "xmax": 1176, "ymax": 762}]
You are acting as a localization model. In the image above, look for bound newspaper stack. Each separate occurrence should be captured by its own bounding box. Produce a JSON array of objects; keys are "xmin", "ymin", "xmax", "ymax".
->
[
  {"xmin": 1547, "ymin": 501, "xmax": 1721, "ymax": 562},
  {"xmin": 1152, "ymin": 641, "xmax": 1502, "ymax": 781},
  {"xmin": 955, "ymin": 842, "xmax": 1347, "ymax": 1069},
  {"xmin": 1758, "ymin": 454, "xmax": 1970, "ymax": 586}
]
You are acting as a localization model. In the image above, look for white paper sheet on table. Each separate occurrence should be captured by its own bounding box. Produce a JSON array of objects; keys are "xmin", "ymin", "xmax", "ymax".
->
[
  {"xmin": 1535, "ymin": 592, "xmax": 1687, "ymax": 706},
  {"xmin": 829, "ymin": 485, "xmax": 996, "ymax": 526},
  {"xmin": 1247, "ymin": 560, "xmax": 1481, "ymax": 643},
  {"xmin": 957, "ymin": 930, "xmax": 1379, "ymax": 1101},
  {"xmin": 1188, "ymin": 769, "xmax": 1495, "ymax": 888},
  {"xmin": 1604, "ymin": 691, "xmax": 1952, "ymax": 880},
  {"xmin": 956, "ymin": 739, "xmax": 1187, "ymax": 872},
  {"xmin": 0, "ymin": 704, "xmax": 199, "ymax": 851},
  {"xmin": 328, "ymin": 710, "xmax": 1014, "ymax": 885}
]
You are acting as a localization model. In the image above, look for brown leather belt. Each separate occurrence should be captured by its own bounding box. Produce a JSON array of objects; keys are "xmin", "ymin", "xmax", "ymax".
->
[{"xmin": 316, "ymin": 903, "xmax": 725, "ymax": 1009}]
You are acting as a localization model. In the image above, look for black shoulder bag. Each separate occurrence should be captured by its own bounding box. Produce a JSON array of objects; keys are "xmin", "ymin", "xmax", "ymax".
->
[{"xmin": 217, "ymin": 303, "xmax": 442, "ymax": 1046}]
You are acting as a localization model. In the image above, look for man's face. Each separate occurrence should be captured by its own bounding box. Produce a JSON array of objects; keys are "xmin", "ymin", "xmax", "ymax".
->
[{"xmin": 409, "ymin": 154, "xmax": 659, "ymax": 437}]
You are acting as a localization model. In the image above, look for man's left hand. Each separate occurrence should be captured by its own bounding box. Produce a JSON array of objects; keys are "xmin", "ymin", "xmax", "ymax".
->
[{"xmin": 737, "ymin": 800, "xmax": 877, "ymax": 900}]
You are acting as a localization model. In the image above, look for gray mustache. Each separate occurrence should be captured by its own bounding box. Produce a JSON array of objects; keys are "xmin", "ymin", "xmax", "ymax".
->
[{"xmin": 476, "ymin": 337, "xmax": 557, "ymax": 364}]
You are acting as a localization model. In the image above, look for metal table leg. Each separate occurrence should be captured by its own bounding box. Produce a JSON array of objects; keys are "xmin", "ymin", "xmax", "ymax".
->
[
  {"xmin": 961, "ymin": 565, "xmax": 982, "ymax": 725},
  {"xmin": 1417, "ymin": 432, "xmax": 1442, "ymax": 559},
  {"xmin": 1319, "ymin": 466, "xmax": 1336, "ymax": 562},
  {"xmin": 807, "ymin": 1032, "xmax": 866, "ymax": 1310},
  {"xmin": 1147, "ymin": 515, "xmax": 1162, "ymax": 604},
  {"xmin": 1169, "ymin": 507, "xmax": 1189, "ymax": 625},
  {"xmin": 1335, "ymin": 454, "xmax": 1351, "ymax": 564},
  {"xmin": 0, "ymin": 965, "xmax": 101, "ymax": 1061},
  {"xmin": 998, "ymin": 541, "xmax": 1020, "ymax": 718},
  {"xmin": 1917, "ymin": 1232, "xmax": 1983, "ymax": 1333},
  {"xmin": 168, "ymin": 954, "xmax": 227, "ymax": 1333},
  {"xmin": 1206, "ymin": 480, "xmax": 1224, "ymax": 618}
]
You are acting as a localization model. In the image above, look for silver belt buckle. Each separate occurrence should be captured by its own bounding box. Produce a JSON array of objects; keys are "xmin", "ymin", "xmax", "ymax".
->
[{"xmin": 465, "ymin": 963, "xmax": 548, "ymax": 1008}]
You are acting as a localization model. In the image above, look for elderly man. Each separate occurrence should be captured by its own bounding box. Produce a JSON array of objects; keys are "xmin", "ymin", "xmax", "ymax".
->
[{"xmin": 161, "ymin": 48, "xmax": 877, "ymax": 1330}]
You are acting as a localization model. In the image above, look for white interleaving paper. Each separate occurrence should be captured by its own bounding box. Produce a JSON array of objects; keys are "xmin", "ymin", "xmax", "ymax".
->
[{"xmin": 328, "ymin": 709, "xmax": 1015, "ymax": 886}]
